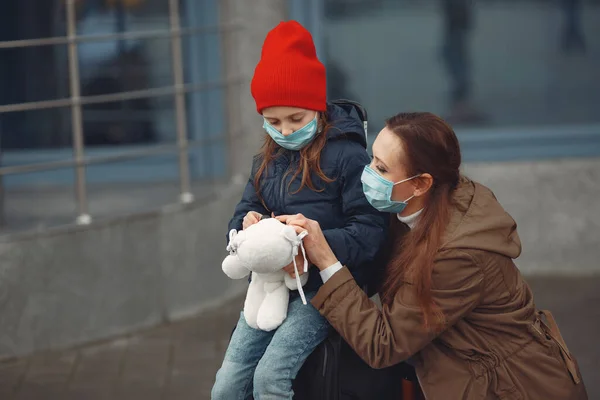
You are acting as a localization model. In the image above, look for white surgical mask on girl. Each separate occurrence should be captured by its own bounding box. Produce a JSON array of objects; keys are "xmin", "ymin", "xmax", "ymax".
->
[{"xmin": 263, "ymin": 113, "xmax": 319, "ymax": 150}]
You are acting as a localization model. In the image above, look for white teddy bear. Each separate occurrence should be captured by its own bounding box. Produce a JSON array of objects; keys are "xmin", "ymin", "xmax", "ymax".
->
[{"xmin": 222, "ymin": 218, "xmax": 310, "ymax": 331}]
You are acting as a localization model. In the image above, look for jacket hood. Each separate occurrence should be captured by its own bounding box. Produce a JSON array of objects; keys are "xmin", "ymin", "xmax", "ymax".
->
[
  {"xmin": 325, "ymin": 102, "xmax": 368, "ymax": 148},
  {"xmin": 442, "ymin": 178, "xmax": 522, "ymax": 259}
]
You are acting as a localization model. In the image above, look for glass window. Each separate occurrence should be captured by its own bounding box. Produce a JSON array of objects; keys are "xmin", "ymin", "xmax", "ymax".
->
[
  {"xmin": 0, "ymin": 0, "xmax": 229, "ymax": 234},
  {"xmin": 316, "ymin": 0, "xmax": 600, "ymax": 159}
]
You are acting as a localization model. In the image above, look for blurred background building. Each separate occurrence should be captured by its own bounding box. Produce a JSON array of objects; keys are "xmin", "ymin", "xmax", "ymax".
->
[
  {"xmin": 0, "ymin": 0, "xmax": 598, "ymax": 398},
  {"xmin": 1, "ymin": 0, "xmax": 599, "ymax": 231}
]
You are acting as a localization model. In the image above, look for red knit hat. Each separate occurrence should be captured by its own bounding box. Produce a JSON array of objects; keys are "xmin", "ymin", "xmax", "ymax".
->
[{"xmin": 251, "ymin": 21, "xmax": 327, "ymax": 114}]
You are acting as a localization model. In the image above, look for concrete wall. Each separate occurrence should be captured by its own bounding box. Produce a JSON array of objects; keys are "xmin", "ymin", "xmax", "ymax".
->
[
  {"xmin": 221, "ymin": 0, "xmax": 289, "ymax": 179},
  {"xmin": 0, "ymin": 0, "xmax": 288, "ymax": 360},
  {"xmin": 464, "ymin": 157, "xmax": 600, "ymax": 275},
  {"xmin": 0, "ymin": 186, "xmax": 245, "ymax": 359}
]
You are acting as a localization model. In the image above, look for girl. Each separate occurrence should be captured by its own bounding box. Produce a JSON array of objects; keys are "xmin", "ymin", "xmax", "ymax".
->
[{"xmin": 211, "ymin": 21, "xmax": 388, "ymax": 400}]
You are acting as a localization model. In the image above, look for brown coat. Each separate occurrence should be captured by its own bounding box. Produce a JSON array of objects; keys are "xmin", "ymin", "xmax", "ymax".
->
[{"xmin": 312, "ymin": 178, "xmax": 587, "ymax": 399}]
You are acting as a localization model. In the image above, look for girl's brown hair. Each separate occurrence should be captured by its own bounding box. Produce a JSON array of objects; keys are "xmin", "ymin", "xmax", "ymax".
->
[
  {"xmin": 253, "ymin": 113, "xmax": 334, "ymax": 206},
  {"xmin": 379, "ymin": 112, "xmax": 462, "ymax": 331}
]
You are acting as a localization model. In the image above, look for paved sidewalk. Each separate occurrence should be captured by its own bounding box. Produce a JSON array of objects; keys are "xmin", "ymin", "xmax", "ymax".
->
[
  {"xmin": 0, "ymin": 295, "xmax": 241, "ymax": 400},
  {"xmin": 0, "ymin": 276, "xmax": 598, "ymax": 400}
]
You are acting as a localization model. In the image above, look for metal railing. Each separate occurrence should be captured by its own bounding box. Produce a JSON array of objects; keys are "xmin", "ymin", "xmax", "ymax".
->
[{"xmin": 0, "ymin": 0, "xmax": 242, "ymax": 227}]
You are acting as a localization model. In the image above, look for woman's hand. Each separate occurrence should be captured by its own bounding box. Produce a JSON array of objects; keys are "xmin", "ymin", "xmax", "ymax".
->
[
  {"xmin": 276, "ymin": 214, "xmax": 339, "ymax": 271},
  {"xmin": 242, "ymin": 211, "xmax": 262, "ymax": 230},
  {"xmin": 282, "ymin": 253, "xmax": 306, "ymax": 278}
]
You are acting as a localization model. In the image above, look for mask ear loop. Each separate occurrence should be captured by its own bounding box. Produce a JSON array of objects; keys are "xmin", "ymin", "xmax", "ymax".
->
[
  {"xmin": 392, "ymin": 173, "xmax": 423, "ymax": 186},
  {"xmin": 291, "ymin": 231, "xmax": 309, "ymax": 305}
]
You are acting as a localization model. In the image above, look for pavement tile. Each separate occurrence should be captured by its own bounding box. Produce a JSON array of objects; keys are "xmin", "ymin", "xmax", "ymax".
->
[
  {"xmin": 14, "ymin": 382, "xmax": 67, "ymax": 400},
  {"xmin": 19, "ymin": 352, "xmax": 76, "ymax": 393},
  {"xmin": 0, "ymin": 358, "xmax": 29, "ymax": 398},
  {"xmin": 164, "ymin": 371, "xmax": 210, "ymax": 400},
  {"xmin": 69, "ymin": 349, "xmax": 123, "ymax": 389},
  {"xmin": 61, "ymin": 386, "xmax": 114, "ymax": 400}
]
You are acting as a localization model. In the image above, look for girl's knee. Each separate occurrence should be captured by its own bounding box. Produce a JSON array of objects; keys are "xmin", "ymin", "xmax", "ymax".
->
[
  {"xmin": 211, "ymin": 377, "xmax": 231, "ymax": 400},
  {"xmin": 253, "ymin": 363, "xmax": 292, "ymax": 398},
  {"xmin": 211, "ymin": 361, "xmax": 251, "ymax": 400}
]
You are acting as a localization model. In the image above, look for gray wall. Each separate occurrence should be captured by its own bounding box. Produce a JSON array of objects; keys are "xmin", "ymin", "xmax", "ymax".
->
[
  {"xmin": 0, "ymin": 188, "xmax": 246, "ymax": 358},
  {"xmin": 464, "ymin": 158, "xmax": 600, "ymax": 275},
  {"xmin": 222, "ymin": 0, "xmax": 289, "ymax": 179}
]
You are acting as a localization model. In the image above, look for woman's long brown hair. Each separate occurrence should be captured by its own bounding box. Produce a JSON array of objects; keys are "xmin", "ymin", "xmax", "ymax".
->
[
  {"xmin": 253, "ymin": 113, "xmax": 334, "ymax": 206},
  {"xmin": 379, "ymin": 112, "xmax": 462, "ymax": 331}
]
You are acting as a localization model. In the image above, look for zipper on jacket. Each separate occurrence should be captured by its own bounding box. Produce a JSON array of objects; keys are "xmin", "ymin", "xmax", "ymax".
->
[{"xmin": 278, "ymin": 151, "xmax": 292, "ymax": 210}]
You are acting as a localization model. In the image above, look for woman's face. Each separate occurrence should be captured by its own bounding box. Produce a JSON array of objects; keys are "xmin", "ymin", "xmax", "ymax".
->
[
  {"xmin": 370, "ymin": 127, "xmax": 417, "ymax": 202},
  {"xmin": 262, "ymin": 106, "xmax": 317, "ymax": 136}
]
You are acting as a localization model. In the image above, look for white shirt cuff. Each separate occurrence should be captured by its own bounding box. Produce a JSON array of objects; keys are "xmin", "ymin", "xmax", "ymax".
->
[{"xmin": 319, "ymin": 261, "xmax": 343, "ymax": 283}]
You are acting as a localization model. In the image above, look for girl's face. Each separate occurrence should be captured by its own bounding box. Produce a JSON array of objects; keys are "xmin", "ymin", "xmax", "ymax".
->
[{"xmin": 262, "ymin": 106, "xmax": 317, "ymax": 136}]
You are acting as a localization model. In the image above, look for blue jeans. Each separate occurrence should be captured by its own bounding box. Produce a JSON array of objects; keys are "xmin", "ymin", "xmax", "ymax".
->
[{"xmin": 211, "ymin": 292, "xmax": 330, "ymax": 400}]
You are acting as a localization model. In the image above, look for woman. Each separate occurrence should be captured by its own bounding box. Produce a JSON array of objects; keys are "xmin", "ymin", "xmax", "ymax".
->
[
  {"xmin": 277, "ymin": 112, "xmax": 588, "ymax": 399},
  {"xmin": 211, "ymin": 21, "xmax": 387, "ymax": 400}
]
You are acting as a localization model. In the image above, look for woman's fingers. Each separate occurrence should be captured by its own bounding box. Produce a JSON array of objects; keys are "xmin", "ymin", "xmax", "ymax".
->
[
  {"xmin": 275, "ymin": 213, "xmax": 305, "ymax": 225},
  {"xmin": 282, "ymin": 254, "xmax": 307, "ymax": 278},
  {"xmin": 274, "ymin": 215, "xmax": 289, "ymax": 223},
  {"xmin": 291, "ymin": 225, "xmax": 308, "ymax": 236},
  {"xmin": 282, "ymin": 263, "xmax": 295, "ymax": 276},
  {"xmin": 291, "ymin": 217, "xmax": 307, "ymax": 228}
]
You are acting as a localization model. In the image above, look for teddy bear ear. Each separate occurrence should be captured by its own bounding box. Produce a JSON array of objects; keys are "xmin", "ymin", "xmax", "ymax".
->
[
  {"xmin": 281, "ymin": 225, "xmax": 298, "ymax": 242},
  {"xmin": 235, "ymin": 230, "xmax": 247, "ymax": 243},
  {"xmin": 226, "ymin": 229, "xmax": 247, "ymax": 254},
  {"xmin": 228, "ymin": 229, "xmax": 238, "ymax": 243}
]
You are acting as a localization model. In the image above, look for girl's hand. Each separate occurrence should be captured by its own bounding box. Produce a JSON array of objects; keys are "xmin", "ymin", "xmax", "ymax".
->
[
  {"xmin": 276, "ymin": 214, "xmax": 339, "ymax": 271},
  {"xmin": 242, "ymin": 211, "xmax": 262, "ymax": 230}
]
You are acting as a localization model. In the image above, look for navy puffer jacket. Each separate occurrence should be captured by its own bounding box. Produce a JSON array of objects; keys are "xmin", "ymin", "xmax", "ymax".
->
[{"xmin": 228, "ymin": 102, "xmax": 388, "ymax": 292}]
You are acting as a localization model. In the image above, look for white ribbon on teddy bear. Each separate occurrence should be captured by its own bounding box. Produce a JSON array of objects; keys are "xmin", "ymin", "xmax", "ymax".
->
[
  {"xmin": 287, "ymin": 229, "xmax": 309, "ymax": 305},
  {"xmin": 227, "ymin": 228, "xmax": 310, "ymax": 305}
]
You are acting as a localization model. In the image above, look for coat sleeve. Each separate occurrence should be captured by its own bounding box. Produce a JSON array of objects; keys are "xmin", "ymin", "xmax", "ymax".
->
[
  {"xmin": 227, "ymin": 162, "xmax": 270, "ymax": 241},
  {"xmin": 310, "ymin": 250, "xmax": 483, "ymax": 369},
  {"xmin": 321, "ymin": 143, "xmax": 388, "ymax": 272}
]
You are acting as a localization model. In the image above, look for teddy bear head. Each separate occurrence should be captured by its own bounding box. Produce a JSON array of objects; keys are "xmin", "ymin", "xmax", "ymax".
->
[{"xmin": 224, "ymin": 218, "xmax": 307, "ymax": 275}]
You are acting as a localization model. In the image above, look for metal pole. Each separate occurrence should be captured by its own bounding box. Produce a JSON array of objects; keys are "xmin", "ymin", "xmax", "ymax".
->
[
  {"xmin": 0, "ymin": 77, "xmax": 243, "ymax": 114},
  {"xmin": 66, "ymin": 0, "xmax": 91, "ymax": 224},
  {"xmin": 0, "ymin": 135, "xmax": 231, "ymax": 176},
  {"xmin": 0, "ymin": 130, "xmax": 4, "ymax": 228},
  {"xmin": 0, "ymin": 23, "xmax": 240, "ymax": 50},
  {"xmin": 169, "ymin": 0, "xmax": 193, "ymax": 204},
  {"xmin": 219, "ymin": 0, "xmax": 239, "ymax": 180}
]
